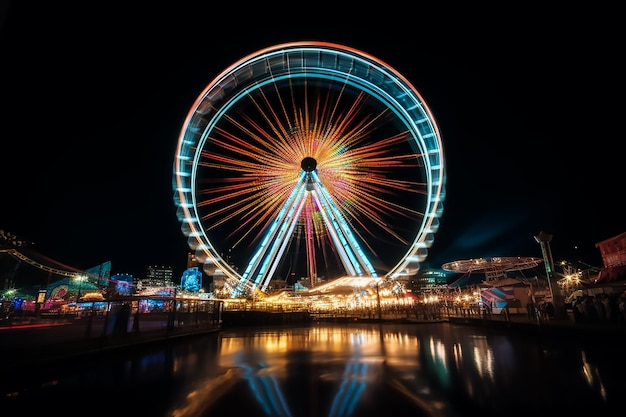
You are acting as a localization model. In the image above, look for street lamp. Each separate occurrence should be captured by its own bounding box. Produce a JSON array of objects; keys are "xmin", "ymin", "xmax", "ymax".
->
[{"xmin": 74, "ymin": 275, "xmax": 87, "ymax": 303}]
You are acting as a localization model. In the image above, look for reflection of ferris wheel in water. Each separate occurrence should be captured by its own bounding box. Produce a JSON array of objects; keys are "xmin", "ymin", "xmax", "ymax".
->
[{"xmin": 173, "ymin": 42, "xmax": 446, "ymax": 298}]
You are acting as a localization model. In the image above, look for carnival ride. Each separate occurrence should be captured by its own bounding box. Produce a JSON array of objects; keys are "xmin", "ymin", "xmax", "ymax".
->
[
  {"xmin": 442, "ymin": 256, "xmax": 544, "ymax": 284},
  {"xmin": 173, "ymin": 41, "xmax": 446, "ymax": 299},
  {"xmin": 0, "ymin": 230, "xmax": 107, "ymax": 301},
  {"xmin": 441, "ymin": 256, "xmax": 547, "ymax": 310}
]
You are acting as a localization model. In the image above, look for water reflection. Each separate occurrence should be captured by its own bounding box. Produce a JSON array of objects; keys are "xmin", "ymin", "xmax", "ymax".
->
[
  {"xmin": 168, "ymin": 324, "xmax": 622, "ymax": 417},
  {"xmin": 3, "ymin": 323, "xmax": 622, "ymax": 416}
]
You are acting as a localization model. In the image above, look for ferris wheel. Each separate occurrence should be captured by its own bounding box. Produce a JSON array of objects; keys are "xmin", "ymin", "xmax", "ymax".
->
[{"xmin": 173, "ymin": 42, "xmax": 446, "ymax": 298}]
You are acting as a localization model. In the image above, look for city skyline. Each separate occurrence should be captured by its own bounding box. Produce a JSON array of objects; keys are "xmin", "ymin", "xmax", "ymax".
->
[{"xmin": 1, "ymin": 4, "xmax": 623, "ymax": 284}]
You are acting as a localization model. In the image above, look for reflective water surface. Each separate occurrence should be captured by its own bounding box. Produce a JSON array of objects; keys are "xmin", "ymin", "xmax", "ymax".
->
[{"xmin": 3, "ymin": 323, "xmax": 623, "ymax": 416}]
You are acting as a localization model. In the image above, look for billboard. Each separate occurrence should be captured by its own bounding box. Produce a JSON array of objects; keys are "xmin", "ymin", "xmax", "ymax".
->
[{"xmin": 86, "ymin": 261, "xmax": 111, "ymax": 287}]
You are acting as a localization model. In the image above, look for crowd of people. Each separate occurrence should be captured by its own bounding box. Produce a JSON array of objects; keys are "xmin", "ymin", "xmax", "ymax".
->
[{"xmin": 570, "ymin": 292, "xmax": 626, "ymax": 325}]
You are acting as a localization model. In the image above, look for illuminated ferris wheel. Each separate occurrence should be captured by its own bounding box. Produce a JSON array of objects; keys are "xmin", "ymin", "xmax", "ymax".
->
[{"xmin": 173, "ymin": 42, "xmax": 446, "ymax": 298}]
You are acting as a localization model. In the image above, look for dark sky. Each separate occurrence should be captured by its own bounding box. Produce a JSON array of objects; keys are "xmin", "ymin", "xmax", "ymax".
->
[{"xmin": 1, "ymin": 3, "xmax": 623, "ymax": 284}]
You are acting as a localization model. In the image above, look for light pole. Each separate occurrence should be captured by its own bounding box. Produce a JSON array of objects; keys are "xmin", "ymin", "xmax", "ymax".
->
[
  {"xmin": 74, "ymin": 275, "xmax": 87, "ymax": 304},
  {"xmin": 534, "ymin": 231, "xmax": 568, "ymax": 320},
  {"xmin": 376, "ymin": 281, "xmax": 382, "ymax": 320}
]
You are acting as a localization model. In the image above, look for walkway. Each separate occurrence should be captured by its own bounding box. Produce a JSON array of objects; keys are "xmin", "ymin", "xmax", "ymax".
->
[
  {"xmin": 0, "ymin": 315, "xmax": 220, "ymax": 372},
  {"xmin": 446, "ymin": 310, "xmax": 626, "ymax": 343},
  {"xmin": 3, "ymin": 309, "xmax": 625, "ymax": 374}
]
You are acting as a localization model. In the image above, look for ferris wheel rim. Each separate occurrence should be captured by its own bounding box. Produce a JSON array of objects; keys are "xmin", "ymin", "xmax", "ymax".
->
[{"xmin": 173, "ymin": 41, "xmax": 446, "ymax": 296}]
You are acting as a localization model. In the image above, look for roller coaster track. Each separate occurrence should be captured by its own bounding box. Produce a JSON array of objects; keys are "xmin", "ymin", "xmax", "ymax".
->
[{"xmin": 0, "ymin": 246, "xmax": 98, "ymax": 280}]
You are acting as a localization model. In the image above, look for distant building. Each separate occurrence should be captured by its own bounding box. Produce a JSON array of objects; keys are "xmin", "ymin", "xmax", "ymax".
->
[
  {"xmin": 268, "ymin": 278, "xmax": 288, "ymax": 292},
  {"xmin": 187, "ymin": 252, "xmax": 201, "ymax": 269},
  {"xmin": 409, "ymin": 268, "xmax": 450, "ymax": 294},
  {"xmin": 595, "ymin": 232, "xmax": 626, "ymax": 282},
  {"xmin": 141, "ymin": 265, "xmax": 174, "ymax": 288}
]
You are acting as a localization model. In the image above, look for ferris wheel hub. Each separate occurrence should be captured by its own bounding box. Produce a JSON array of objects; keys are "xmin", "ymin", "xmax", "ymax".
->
[{"xmin": 301, "ymin": 156, "xmax": 317, "ymax": 172}]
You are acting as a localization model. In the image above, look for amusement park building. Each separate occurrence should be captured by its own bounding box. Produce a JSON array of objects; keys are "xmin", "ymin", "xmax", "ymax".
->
[{"xmin": 595, "ymin": 232, "xmax": 626, "ymax": 283}]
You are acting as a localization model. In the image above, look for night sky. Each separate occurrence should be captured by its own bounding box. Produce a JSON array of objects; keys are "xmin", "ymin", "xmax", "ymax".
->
[{"xmin": 1, "ymin": 3, "xmax": 623, "ymax": 285}]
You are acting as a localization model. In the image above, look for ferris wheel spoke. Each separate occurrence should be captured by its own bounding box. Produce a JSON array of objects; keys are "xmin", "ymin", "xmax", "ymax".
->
[
  {"xmin": 233, "ymin": 172, "xmax": 309, "ymax": 297},
  {"xmin": 310, "ymin": 171, "xmax": 378, "ymax": 278}
]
